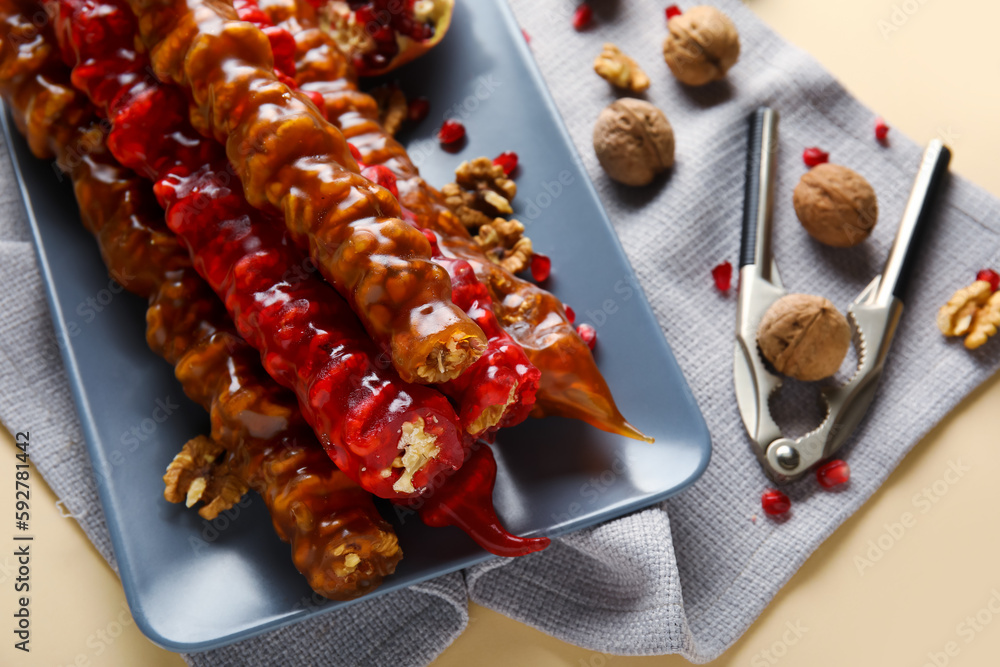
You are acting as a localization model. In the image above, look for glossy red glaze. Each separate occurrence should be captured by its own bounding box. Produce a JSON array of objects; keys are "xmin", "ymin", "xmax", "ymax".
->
[
  {"xmin": 412, "ymin": 445, "xmax": 550, "ymax": 558},
  {"xmin": 55, "ymin": 0, "xmax": 469, "ymax": 500}
]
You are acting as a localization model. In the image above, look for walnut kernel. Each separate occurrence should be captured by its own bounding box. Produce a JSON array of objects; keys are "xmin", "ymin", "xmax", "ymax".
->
[
  {"xmin": 937, "ymin": 280, "xmax": 991, "ymax": 337},
  {"xmin": 593, "ymin": 43, "xmax": 650, "ymax": 93},
  {"xmin": 163, "ymin": 435, "xmax": 249, "ymax": 520},
  {"xmin": 442, "ymin": 157, "xmax": 516, "ymax": 229},
  {"xmin": 966, "ymin": 291, "xmax": 1000, "ymax": 350}
]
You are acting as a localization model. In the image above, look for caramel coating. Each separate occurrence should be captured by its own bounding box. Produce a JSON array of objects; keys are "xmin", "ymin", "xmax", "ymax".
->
[
  {"xmin": 0, "ymin": 8, "xmax": 400, "ymax": 600},
  {"xmin": 663, "ymin": 6, "xmax": 740, "ymax": 86},
  {"xmin": 757, "ymin": 294, "xmax": 851, "ymax": 381},
  {"xmin": 793, "ymin": 164, "xmax": 879, "ymax": 248},
  {"xmin": 593, "ymin": 99, "xmax": 675, "ymax": 187},
  {"xmin": 128, "ymin": 0, "xmax": 486, "ymax": 384},
  {"xmin": 267, "ymin": 0, "xmax": 651, "ymax": 442}
]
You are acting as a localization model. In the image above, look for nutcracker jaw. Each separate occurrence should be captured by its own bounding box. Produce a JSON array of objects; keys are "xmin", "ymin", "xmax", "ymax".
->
[{"xmin": 732, "ymin": 107, "xmax": 951, "ymax": 483}]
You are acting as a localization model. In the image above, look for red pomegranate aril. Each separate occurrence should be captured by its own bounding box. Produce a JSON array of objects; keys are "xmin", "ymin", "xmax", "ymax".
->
[
  {"xmin": 564, "ymin": 304, "xmax": 576, "ymax": 324},
  {"xmin": 761, "ymin": 489, "xmax": 791, "ymax": 516},
  {"xmin": 875, "ymin": 118, "xmax": 890, "ymax": 141},
  {"xmin": 438, "ymin": 119, "xmax": 466, "ymax": 144},
  {"xmin": 803, "ymin": 147, "xmax": 829, "ymax": 167},
  {"xmin": 816, "ymin": 459, "xmax": 851, "ymax": 489},
  {"xmin": 712, "ymin": 261, "xmax": 733, "ymax": 292},
  {"xmin": 577, "ymin": 323, "xmax": 597, "ymax": 350},
  {"xmin": 977, "ymin": 269, "xmax": 1000, "ymax": 292},
  {"xmin": 665, "ymin": 5, "xmax": 682, "ymax": 20},
  {"xmin": 530, "ymin": 253, "xmax": 551, "ymax": 282},
  {"xmin": 408, "ymin": 97, "xmax": 430, "ymax": 123},
  {"xmin": 361, "ymin": 165, "xmax": 398, "ymax": 199},
  {"xmin": 493, "ymin": 151, "xmax": 519, "ymax": 176},
  {"xmin": 572, "ymin": 3, "xmax": 593, "ymax": 30}
]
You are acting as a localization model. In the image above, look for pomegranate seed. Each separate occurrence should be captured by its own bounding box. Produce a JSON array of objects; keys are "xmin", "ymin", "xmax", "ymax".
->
[
  {"xmin": 577, "ymin": 323, "xmax": 597, "ymax": 350},
  {"xmin": 875, "ymin": 118, "xmax": 890, "ymax": 142},
  {"xmin": 408, "ymin": 97, "xmax": 430, "ymax": 123},
  {"xmin": 665, "ymin": 5, "xmax": 682, "ymax": 20},
  {"xmin": 816, "ymin": 459, "xmax": 851, "ymax": 489},
  {"xmin": 530, "ymin": 253, "xmax": 551, "ymax": 282},
  {"xmin": 802, "ymin": 147, "xmax": 829, "ymax": 167},
  {"xmin": 361, "ymin": 165, "xmax": 398, "ymax": 199},
  {"xmin": 493, "ymin": 151, "xmax": 519, "ymax": 176},
  {"xmin": 438, "ymin": 119, "xmax": 465, "ymax": 144},
  {"xmin": 711, "ymin": 261, "xmax": 732, "ymax": 292},
  {"xmin": 761, "ymin": 489, "xmax": 791, "ymax": 516},
  {"xmin": 977, "ymin": 269, "xmax": 1000, "ymax": 292},
  {"xmin": 421, "ymin": 228, "xmax": 438, "ymax": 247},
  {"xmin": 304, "ymin": 90, "xmax": 325, "ymax": 115},
  {"xmin": 572, "ymin": 3, "xmax": 593, "ymax": 30},
  {"xmin": 522, "ymin": 28, "xmax": 531, "ymax": 43},
  {"xmin": 564, "ymin": 304, "xmax": 576, "ymax": 323},
  {"xmin": 347, "ymin": 142, "xmax": 362, "ymax": 163}
]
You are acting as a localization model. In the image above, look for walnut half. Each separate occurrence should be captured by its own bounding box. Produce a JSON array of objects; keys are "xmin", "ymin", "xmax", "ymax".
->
[
  {"xmin": 164, "ymin": 435, "xmax": 249, "ymax": 519},
  {"xmin": 442, "ymin": 157, "xmax": 516, "ymax": 229},
  {"xmin": 593, "ymin": 43, "xmax": 650, "ymax": 93},
  {"xmin": 965, "ymin": 291, "xmax": 1000, "ymax": 350},
  {"xmin": 937, "ymin": 280, "xmax": 992, "ymax": 337}
]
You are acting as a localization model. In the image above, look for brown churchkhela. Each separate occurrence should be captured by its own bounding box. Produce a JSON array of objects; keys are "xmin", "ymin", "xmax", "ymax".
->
[
  {"xmin": 0, "ymin": 0, "xmax": 401, "ymax": 599},
  {"xmin": 258, "ymin": 0, "xmax": 651, "ymax": 442},
  {"xmin": 124, "ymin": 0, "xmax": 488, "ymax": 386}
]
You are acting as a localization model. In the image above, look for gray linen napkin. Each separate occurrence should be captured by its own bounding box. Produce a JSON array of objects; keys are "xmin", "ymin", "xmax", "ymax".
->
[{"xmin": 1, "ymin": 0, "xmax": 998, "ymax": 664}]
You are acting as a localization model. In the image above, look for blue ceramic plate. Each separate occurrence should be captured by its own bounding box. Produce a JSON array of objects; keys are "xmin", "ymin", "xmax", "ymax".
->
[{"xmin": 2, "ymin": 0, "xmax": 710, "ymax": 652}]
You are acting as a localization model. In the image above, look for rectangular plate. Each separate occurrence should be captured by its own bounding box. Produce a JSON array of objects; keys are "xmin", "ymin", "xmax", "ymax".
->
[{"xmin": 2, "ymin": 0, "xmax": 710, "ymax": 652}]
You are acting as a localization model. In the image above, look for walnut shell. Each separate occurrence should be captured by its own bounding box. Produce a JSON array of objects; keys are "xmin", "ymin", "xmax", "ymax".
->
[
  {"xmin": 592, "ymin": 98, "xmax": 675, "ymax": 187},
  {"xmin": 793, "ymin": 164, "xmax": 878, "ymax": 247},
  {"xmin": 663, "ymin": 6, "xmax": 741, "ymax": 86},
  {"xmin": 757, "ymin": 294, "xmax": 851, "ymax": 381}
]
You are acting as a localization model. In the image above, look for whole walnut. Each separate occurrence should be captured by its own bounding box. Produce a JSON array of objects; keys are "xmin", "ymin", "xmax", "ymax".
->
[
  {"xmin": 592, "ymin": 98, "xmax": 675, "ymax": 187},
  {"xmin": 663, "ymin": 6, "xmax": 740, "ymax": 86},
  {"xmin": 757, "ymin": 294, "xmax": 851, "ymax": 382},
  {"xmin": 793, "ymin": 163, "xmax": 878, "ymax": 247}
]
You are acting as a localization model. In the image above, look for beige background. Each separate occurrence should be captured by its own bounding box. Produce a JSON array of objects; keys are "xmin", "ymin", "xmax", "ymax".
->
[{"xmin": 3, "ymin": 0, "xmax": 1000, "ymax": 664}]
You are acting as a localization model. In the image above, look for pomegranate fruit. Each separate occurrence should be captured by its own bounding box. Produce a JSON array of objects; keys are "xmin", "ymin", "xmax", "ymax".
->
[{"xmin": 318, "ymin": 0, "xmax": 455, "ymax": 76}]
